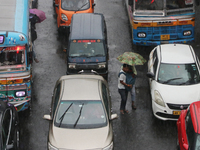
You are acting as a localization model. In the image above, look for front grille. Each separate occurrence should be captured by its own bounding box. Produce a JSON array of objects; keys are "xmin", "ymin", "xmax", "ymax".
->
[
  {"xmin": 137, "ymin": 27, "xmax": 152, "ymax": 34},
  {"xmin": 156, "ymin": 112, "xmax": 180, "ymax": 119},
  {"xmin": 177, "ymin": 24, "xmax": 193, "ymax": 33},
  {"xmin": 76, "ymin": 64, "xmax": 97, "ymax": 69},
  {"xmin": 137, "ymin": 24, "xmax": 193, "ymax": 41},
  {"xmin": 153, "ymin": 26, "xmax": 177, "ymax": 34},
  {"xmin": 167, "ymin": 103, "xmax": 189, "ymax": 110},
  {"xmin": 153, "ymin": 26, "xmax": 177, "ymax": 40},
  {"xmin": 68, "ymin": 68, "xmax": 107, "ymax": 74}
]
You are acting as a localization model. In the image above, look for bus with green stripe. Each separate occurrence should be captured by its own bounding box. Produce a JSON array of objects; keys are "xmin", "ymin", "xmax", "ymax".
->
[{"xmin": 0, "ymin": 0, "xmax": 34, "ymax": 112}]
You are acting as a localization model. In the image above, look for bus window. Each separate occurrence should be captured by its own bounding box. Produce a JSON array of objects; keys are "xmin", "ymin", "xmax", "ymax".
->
[
  {"xmin": 135, "ymin": 0, "xmax": 163, "ymax": 10},
  {"xmin": 0, "ymin": 51, "xmax": 24, "ymax": 66},
  {"xmin": 166, "ymin": 0, "xmax": 193, "ymax": 10}
]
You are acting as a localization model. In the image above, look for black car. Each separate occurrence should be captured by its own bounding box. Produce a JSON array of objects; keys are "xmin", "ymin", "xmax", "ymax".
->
[
  {"xmin": 0, "ymin": 101, "xmax": 20, "ymax": 150},
  {"xmin": 66, "ymin": 13, "xmax": 109, "ymax": 80}
]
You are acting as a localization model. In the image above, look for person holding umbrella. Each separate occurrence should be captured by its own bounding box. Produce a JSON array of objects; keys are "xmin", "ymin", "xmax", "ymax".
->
[
  {"xmin": 29, "ymin": 9, "xmax": 46, "ymax": 63},
  {"xmin": 117, "ymin": 52, "xmax": 146, "ymax": 111},
  {"xmin": 118, "ymin": 64, "xmax": 132, "ymax": 114}
]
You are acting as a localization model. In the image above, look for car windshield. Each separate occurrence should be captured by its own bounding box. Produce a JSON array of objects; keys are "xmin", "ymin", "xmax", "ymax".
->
[
  {"xmin": 157, "ymin": 63, "xmax": 200, "ymax": 85},
  {"xmin": 54, "ymin": 100, "xmax": 107, "ymax": 129},
  {"xmin": 69, "ymin": 40, "xmax": 105, "ymax": 57},
  {"xmin": 61, "ymin": 0, "xmax": 90, "ymax": 11},
  {"xmin": 135, "ymin": 0, "xmax": 193, "ymax": 10}
]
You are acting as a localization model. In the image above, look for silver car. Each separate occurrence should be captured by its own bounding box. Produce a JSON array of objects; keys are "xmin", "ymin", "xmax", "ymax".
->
[{"xmin": 43, "ymin": 74, "xmax": 118, "ymax": 150}]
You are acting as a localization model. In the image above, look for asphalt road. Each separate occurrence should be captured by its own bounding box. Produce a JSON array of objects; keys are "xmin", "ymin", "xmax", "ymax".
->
[{"xmin": 18, "ymin": 0, "xmax": 200, "ymax": 149}]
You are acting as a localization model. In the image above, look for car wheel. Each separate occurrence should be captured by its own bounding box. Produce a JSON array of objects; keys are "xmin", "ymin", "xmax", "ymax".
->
[{"xmin": 14, "ymin": 127, "xmax": 20, "ymax": 150}]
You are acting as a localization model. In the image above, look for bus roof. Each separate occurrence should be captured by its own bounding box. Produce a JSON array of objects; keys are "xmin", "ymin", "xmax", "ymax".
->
[{"xmin": 0, "ymin": 0, "xmax": 29, "ymax": 37}]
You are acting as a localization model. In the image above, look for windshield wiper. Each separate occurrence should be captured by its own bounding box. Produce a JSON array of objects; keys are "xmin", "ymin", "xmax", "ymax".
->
[
  {"xmin": 75, "ymin": 2, "xmax": 89, "ymax": 13},
  {"xmin": 162, "ymin": 77, "xmax": 182, "ymax": 84},
  {"xmin": 73, "ymin": 103, "xmax": 84, "ymax": 128},
  {"xmin": 59, "ymin": 103, "xmax": 73, "ymax": 127}
]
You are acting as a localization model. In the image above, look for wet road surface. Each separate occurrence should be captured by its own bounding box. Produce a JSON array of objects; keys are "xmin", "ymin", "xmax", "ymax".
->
[{"xmin": 18, "ymin": 0, "xmax": 200, "ymax": 149}]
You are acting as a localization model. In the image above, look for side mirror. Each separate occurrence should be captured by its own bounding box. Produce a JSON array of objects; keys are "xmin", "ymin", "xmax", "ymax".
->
[
  {"xmin": 28, "ymin": 51, "xmax": 33, "ymax": 65},
  {"xmin": 128, "ymin": 0, "xmax": 133, "ymax": 6},
  {"xmin": 55, "ymin": 4, "xmax": 59, "ymax": 7},
  {"xmin": 110, "ymin": 114, "xmax": 118, "ymax": 120},
  {"xmin": 43, "ymin": 114, "xmax": 52, "ymax": 121},
  {"xmin": 92, "ymin": 3, "xmax": 96, "ymax": 8},
  {"xmin": 146, "ymin": 72, "xmax": 155, "ymax": 79}
]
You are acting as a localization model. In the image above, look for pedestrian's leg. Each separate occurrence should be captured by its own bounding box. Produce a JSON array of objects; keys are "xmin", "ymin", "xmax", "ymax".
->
[
  {"xmin": 118, "ymin": 89, "xmax": 127, "ymax": 114},
  {"xmin": 131, "ymin": 85, "xmax": 136, "ymax": 110},
  {"xmin": 124, "ymin": 90, "xmax": 129, "ymax": 113},
  {"xmin": 32, "ymin": 42, "xmax": 39, "ymax": 63}
]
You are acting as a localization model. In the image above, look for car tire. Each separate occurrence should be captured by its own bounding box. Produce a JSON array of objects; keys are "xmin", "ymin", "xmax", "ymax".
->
[{"xmin": 13, "ymin": 127, "xmax": 20, "ymax": 150}]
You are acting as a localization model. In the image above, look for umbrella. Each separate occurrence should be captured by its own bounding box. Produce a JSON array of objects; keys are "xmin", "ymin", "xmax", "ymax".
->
[
  {"xmin": 117, "ymin": 52, "xmax": 146, "ymax": 66},
  {"xmin": 29, "ymin": 9, "xmax": 46, "ymax": 23}
]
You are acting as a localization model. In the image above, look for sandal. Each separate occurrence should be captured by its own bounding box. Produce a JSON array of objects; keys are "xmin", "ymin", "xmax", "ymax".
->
[
  {"xmin": 132, "ymin": 105, "xmax": 137, "ymax": 110},
  {"xmin": 124, "ymin": 110, "xmax": 129, "ymax": 113},
  {"xmin": 120, "ymin": 110, "xmax": 124, "ymax": 114}
]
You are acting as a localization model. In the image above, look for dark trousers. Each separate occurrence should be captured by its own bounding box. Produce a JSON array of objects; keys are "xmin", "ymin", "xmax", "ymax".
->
[{"xmin": 118, "ymin": 89, "xmax": 128, "ymax": 111}]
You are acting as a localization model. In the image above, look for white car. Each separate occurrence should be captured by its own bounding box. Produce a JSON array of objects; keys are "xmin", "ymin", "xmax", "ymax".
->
[
  {"xmin": 43, "ymin": 74, "xmax": 118, "ymax": 150},
  {"xmin": 147, "ymin": 44, "xmax": 200, "ymax": 121}
]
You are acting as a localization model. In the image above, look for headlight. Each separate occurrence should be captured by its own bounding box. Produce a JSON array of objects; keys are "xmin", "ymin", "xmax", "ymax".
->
[
  {"xmin": 98, "ymin": 62, "xmax": 106, "ymax": 69},
  {"xmin": 103, "ymin": 142, "xmax": 113, "ymax": 150},
  {"xmin": 68, "ymin": 63, "xmax": 76, "ymax": 69},
  {"xmin": 183, "ymin": 30, "xmax": 191, "ymax": 36},
  {"xmin": 15, "ymin": 90, "xmax": 26, "ymax": 97},
  {"xmin": 61, "ymin": 14, "xmax": 68, "ymax": 21},
  {"xmin": 48, "ymin": 142, "xmax": 58, "ymax": 150},
  {"xmin": 154, "ymin": 90, "xmax": 165, "ymax": 107},
  {"xmin": 137, "ymin": 32, "xmax": 146, "ymax": 38}
]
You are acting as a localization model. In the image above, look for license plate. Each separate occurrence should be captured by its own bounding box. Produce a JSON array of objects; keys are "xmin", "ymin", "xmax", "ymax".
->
[
  {"xmin": 160, "ymin": 35, "xmax": 170, "ymax": 40},
  {"xmin": 173, "ymin": 111, "xmax": 181, "ymax": 115}
]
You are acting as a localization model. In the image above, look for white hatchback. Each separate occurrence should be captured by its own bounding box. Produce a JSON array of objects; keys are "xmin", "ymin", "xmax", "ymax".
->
[
  {"xmin": 43, "ymin": 74, "xmax": 118, "ymax": 150},
  {"xmin": 147, "ymin": 44, "xmax": 200, "ymax": 121}
]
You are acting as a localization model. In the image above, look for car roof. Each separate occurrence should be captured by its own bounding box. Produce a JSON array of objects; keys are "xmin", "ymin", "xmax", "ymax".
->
[
  {"xmin": 59, "ymin": 75, "xmax": 105, "ymax": 101},
  {"xmin": 70, "ymin": 13, "xmax": 104, "ymax": 40},
  {"xmin": 159, "ymin": 44, "xmax": 195, "ymax": 64},
  {"xmin": 190, "ymin": 101, "xmax": 200, "ymax": 134}
]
